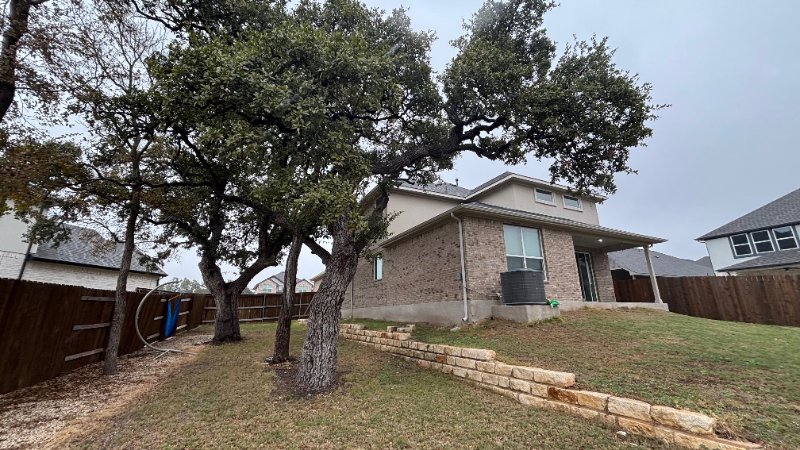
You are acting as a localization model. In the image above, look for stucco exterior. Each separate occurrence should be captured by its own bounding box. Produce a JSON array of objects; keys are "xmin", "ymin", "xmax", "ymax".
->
[
  {"xmin": 0, "ymin": 208, "xmax": 37, "ymax": 255},
  {"xmin": 385, "ymin": 191, "xmax": 460, "ymax": 236},
  {"xmin": 472, "ymin": 182, "xmax": 600, "ymax": 225}
]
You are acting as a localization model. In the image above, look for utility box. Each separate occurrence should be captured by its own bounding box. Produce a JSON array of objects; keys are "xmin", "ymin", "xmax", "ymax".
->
[{"xmin": 500, "ymin": 269, "xmax": 547, "ymax": 305}]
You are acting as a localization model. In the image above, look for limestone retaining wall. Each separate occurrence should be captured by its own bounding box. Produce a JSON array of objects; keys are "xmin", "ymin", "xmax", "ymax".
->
[{"xmin": 340, "ymin": 324, "xmax": 760, "ymax": 450}]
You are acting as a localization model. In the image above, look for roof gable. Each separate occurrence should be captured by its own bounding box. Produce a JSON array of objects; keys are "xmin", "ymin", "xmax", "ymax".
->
[{"xmin": 698, "ymin": 187, "xmax": 800, "ymax": 240}]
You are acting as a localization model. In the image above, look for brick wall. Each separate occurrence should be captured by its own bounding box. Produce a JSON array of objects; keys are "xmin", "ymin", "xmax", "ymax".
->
[
  {"xmin": 350, "ymin": 214, "xmax": 617, "ymax": 309},
  {"xmin": 589, "ymin": 250, "xmax": 616, "ymax": 303},
  {"xmin": 540, "ymin": 228, "xmax": 584, "ymax": 302},
  {"xmin": 462, "ymin": 217, "xmax": 506, "ymax": 300},
  {"xmin": 349, "ymin": 220, "xmax": 463, "ymax": 308},
  {"xmin": 19, "ymin": 260, "xmax": 160, "ymax": 291},
  {"xmin": 255, "ymin": 279, "xmax": 280, "ymax": 294}
]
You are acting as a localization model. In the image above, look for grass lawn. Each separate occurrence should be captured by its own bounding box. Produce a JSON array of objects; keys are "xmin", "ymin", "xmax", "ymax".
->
[
  {"xmin": 346, "ymin": 308, "xmax": 800, "ymax": 449},
  {"xmin": 64, "ymin": 322, "xmax": 665, "ymax": 449}
]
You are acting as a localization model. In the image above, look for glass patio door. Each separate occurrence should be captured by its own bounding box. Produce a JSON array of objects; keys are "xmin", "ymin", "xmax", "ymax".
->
[{"xmin": 575, "ymin": 252, "xmax": 599, "ymax": 302}]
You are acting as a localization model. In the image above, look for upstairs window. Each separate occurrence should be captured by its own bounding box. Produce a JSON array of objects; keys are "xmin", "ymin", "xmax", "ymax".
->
[
  {"xmin": 374, "ymin": 256, "xmax": 383, "ymax": 280},
  {"xmin": 503, "ymin": 225, "xmax": 545, "ymax": 274},
  {"xmin": 265, "ymin": 285, "xmax": 273, "ymax": 293},
  {"xmin": 535, "ymin": 189, "xmax": 555, "ymax": 205},
  {"xmin": 298, "ymin": 286, "xmax": 308, "ymax": 293},
  {"xmin": 730, "ymin": 234, "xmax": 753, "ymax": 256},
  {"xmin": 278, "ymin": 286, "xmax": 283, "ymax": 293},
  {"xmin": 563, "ymin": 195, "xmax": 582, "ymax": 210},
  {"xmin": 773, "ymin": 226, "xmax": 799, "ymax": 250},
  {"xmin": 751, "ymin": 230, "xmax": 774, "ymax": 253}
]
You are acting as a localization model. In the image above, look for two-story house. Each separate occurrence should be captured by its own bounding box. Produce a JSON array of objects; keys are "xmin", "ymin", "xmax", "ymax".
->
[
  {"xmin": 343, "ymin": 172, "xmax": 667, "ymax": 325},
  {"xmin": 697, "ymin": 187, "xmax": 800, "ymax": 275},
  {"xmin": 253, "ymin": 271, "xmax": 315, "ymax": 294}
]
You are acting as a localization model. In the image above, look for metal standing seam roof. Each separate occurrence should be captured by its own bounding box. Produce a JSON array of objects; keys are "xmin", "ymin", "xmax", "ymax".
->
[
  {"xmin": 608, "ymin": 248, "xmax": 715, "ymax": 277},
  {"xmin": 697, "ymin": 187, "xmax": 800, "ymax": 240},
  {"xmin": 32, "ymin": 224, "xmax": 167, "ymax": 276},
  {"xmin": 719, "ymin": 249, "xmax": 800, "ymax": 272}
]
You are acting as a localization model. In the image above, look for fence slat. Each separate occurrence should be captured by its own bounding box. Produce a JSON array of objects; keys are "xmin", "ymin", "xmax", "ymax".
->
[{"xmin": 613, "ymin": 275, "xmax": 800, "ymax": 327}]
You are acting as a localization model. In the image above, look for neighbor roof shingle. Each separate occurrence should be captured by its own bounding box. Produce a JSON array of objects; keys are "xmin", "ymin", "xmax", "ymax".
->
[
  {"xmin": 33, "ymin": 224, "xmax": 166, "ymax": 276},
  {"xmin": 608, "ymin": 248, "xmax": 715, "ymax": 277},
  {"xmin": 697, "ymin": 187, "xmax": 800, "ymax": 240},
  {"xmin": 719, "ymin": 249, "xmax": 800, "ymax": 272}
]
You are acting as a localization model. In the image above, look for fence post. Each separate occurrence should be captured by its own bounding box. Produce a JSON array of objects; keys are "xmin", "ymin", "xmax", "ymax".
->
[{"xmin": 643, "ymin": 246, "xmax": 663, "ymax": 303}]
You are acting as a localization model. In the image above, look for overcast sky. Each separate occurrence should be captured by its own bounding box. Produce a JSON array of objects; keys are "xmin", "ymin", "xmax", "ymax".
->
[{"xmin": 163, "ymin": 0, "xmax": 800, "ymax": 287}]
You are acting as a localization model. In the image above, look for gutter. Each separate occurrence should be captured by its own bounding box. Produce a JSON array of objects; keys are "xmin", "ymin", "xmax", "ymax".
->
[{"xmin": 451, "ymin": 212, "xmax": 470, "ymax": 323}]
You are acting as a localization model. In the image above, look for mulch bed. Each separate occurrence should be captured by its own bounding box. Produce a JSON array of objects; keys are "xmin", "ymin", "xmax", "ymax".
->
[{"xmin": 0, "ymin": 333, "xmax": 211, "ymax": 449}]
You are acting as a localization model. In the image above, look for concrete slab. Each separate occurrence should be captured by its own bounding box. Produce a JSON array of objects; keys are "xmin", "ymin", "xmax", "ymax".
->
[{"xmin": 491, "ymin": 304, "xmax": 561, "ymax": 323}]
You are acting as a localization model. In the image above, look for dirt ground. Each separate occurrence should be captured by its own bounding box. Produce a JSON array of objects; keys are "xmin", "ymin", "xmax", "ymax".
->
[{"xmin": 0, "ymin": 333, "xmax": 211, "ymax": 450}]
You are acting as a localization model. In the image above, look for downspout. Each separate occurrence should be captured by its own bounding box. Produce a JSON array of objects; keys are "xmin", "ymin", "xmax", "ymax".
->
[{"xmin": 451, "ymin": 212, "xmax": 470, "ymax": 323}]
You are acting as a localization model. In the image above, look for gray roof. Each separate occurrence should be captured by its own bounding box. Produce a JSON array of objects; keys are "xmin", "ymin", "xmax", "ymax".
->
[
  {"xmin": 255, "ymin": 271, "xmax": 312, "ymax": 288},
  {"xmin": 400, "ymin": 181, "xmax": 471, "ymax": 198},
  {"xmin": 698, "ymin": 187, "xmax": 800, "ymax": 240},
  {"xmin": 694, "ymin": 256, "xmax": 713, "ymax": 268},
  {"xmin": 608, "ymin": 248, "xmax": 715, "ymax": 277},
  {"xmin": 33, "ymin": 224, "xmax": 166, "ymax": 276},
  {"xmin": 719, "ymin": 249, "xmax": 800, "ymax": 272}
]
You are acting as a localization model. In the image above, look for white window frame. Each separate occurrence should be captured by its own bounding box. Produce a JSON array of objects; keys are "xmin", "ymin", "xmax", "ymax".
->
[
  {"xmin": 264, "ymin": 284, "xmax": 273, "ymax": 293},
  {"xmin": 298, "ymin": 286, "xmax": 308, "ymax": 293},
  {"xmin": 534, "ymin": 188, "xmax": 556, "ymax": 206},
  {"xmin": 772, "ymin": 226, "xmax": 799, "ymax": 251},
  {"xmin": 729, "ymin": 233, "xmax": 753, "ymax": 257},
  {"xmin": 503, "ymin": 225, "xmax": 547, "ymax": 279},
  {"xmin": 562, "ymin": 194, "xmax": 582, "ymax": 211},
  {"xmin": 373, "ymin": 256, "xmax": 383, "ymax": 281},
  {"xmin": 750, "ymin": 230, "xmax": 775, "ymax": 254}
]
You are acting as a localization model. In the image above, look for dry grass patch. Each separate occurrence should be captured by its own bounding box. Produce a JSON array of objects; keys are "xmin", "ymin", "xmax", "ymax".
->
[
  {"xmin": 61, "ymin": 322, "xmax": 664, "ymax": 449},
  {"xmin": 346, "ymin": 308, "xmax": 800, "ymax": 449}
]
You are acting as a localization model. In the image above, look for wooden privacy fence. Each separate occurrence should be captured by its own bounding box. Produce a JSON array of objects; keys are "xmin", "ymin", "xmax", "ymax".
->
[
  {"xmin": 613, "ymin": 275, "xmax": 800, "ymax": 327},
  {"xmin": 200, "ymin": 291, "xmax": 314, "ymax": 324},
  {"xmin": 0, "ymin": 279, "xmax": 314, "ymax": 395}
]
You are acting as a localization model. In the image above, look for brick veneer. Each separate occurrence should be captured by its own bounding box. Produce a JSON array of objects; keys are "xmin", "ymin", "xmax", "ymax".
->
[
  {"xmin": 351, "ymin": 214, "xmax": 617, "ymax": 310},
  {"xmin": 348, "ymin": 220, "xmax": 463, "ymax": 308}
]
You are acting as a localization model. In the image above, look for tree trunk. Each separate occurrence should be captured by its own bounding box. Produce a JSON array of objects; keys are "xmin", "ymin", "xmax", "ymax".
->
[
  {"xmin": 296, "ymin": 218, "xmax": 358, "ymax": 389},
  {"xmin": 200, "ymin": 258, "xmax": 243, "ymax": 343},
  {"xmin": 0, "ymin": 0, "xmax": 34, "ymax": 123},
  {"xmin": 103, "ymin": 192, "xmax": 140, "ymax": 375},
  {"xmin": 272, "ymin": 236, "xmax": 302, "ymax": 363}
]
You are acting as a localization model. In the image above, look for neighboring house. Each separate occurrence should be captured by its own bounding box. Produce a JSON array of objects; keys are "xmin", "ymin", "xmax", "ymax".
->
[
  {"xmin": 697, "ymin": 187, "xmax": 800, "ymax": 275},
  {"xmin": 339, "ymin": 171, "xmax": 667, "ymax": 325},
  {"xmin": 253, "ymin": 271, "xmax": 315, "ymax": 294},
  {"xmin": 608, "ymin": 248, "xmax": 715, "ymax": 281},
  {"xmin": 0, "ymin": 212, "xmax": 165, "ymax": 290},
  {"xmin": 694, "ymin": 256, "xmax": 713, "ymax": 269}
]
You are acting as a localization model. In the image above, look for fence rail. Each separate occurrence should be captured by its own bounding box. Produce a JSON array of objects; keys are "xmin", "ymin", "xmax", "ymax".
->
[
  {"xmin": 613, "ymin": 275, "xmax": 800, "ymax": 327},
  {"xmin": 0, "ymin": 279, "xmax": 315, "ymax": 395}
]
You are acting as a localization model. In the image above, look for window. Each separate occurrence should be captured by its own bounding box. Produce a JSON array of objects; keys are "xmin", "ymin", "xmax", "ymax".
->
[
  {"xmin": 773, "ymin": 226, "xmax": 799, "ymax": 250},
  {"xmin": 374, "ymin": 256, "xmax": 383, "ymax": 280},
  {"xmin": 503, "ymin": 225, "xmax": 545, "ymax": 274},
  {"xmin": 563, "ymin": 195, "xmax": 582, "ymax": 210},
  {"xmin": 750, "ymin": 230, "xmax": 774, "ymax": 253},
  {"xmin": 264, "ymin": 285, "xmax": 273, "ymax": 293},
  {"xmin": 535, "ymin": 189, "xmax": 555, "ymax": 205},
  {"xmin": 298, "ymin": 286, "xmax": 308, "ymax": 293},
  {"xmin": 277, "ymin": 286, "xmax": 283, "ymax": 293},
  {"xmin": 730, "ymin": 234, "xmax": 753, "ymax": 256}
]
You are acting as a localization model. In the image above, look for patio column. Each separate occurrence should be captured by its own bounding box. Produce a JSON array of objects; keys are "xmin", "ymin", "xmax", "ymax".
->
[{"xmin": 643, "ymin": 245, "xmax": 663, "ymax": 303}]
